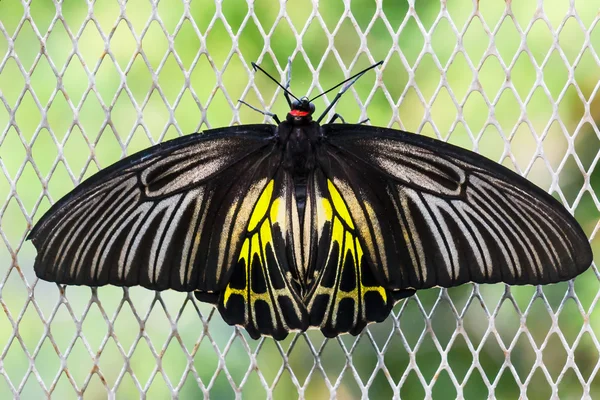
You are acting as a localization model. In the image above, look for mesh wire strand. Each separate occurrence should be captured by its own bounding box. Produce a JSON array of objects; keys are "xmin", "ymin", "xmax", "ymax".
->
[{"xmin": 0, "ymin": 0, "xmax": 599, "ymax": 398}]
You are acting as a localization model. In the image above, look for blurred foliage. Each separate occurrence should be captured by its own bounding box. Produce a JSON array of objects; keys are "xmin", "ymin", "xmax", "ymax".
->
[{"xmin": 1, "ymin": 0, "xmax": 600, "ymax": 398}]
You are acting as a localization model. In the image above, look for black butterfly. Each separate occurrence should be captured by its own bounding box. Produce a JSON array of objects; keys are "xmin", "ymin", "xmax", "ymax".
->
[{"xmin": 29, "ymin": 61, "xmax": 592, "ymax": 340}]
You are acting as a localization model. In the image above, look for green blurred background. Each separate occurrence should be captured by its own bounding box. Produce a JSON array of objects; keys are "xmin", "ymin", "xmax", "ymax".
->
[{"xmin": 1, "ymin": 0, "xmax": 599, "ymax": 398}]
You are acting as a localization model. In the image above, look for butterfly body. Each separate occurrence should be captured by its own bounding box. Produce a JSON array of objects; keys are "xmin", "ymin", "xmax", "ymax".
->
[{"xmin": 30, "ymin": 66, "xmax": 592, "ymax": 340}]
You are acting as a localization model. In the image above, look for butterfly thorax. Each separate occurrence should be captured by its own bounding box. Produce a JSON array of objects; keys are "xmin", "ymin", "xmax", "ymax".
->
[
  {"xmin": 280, "ymin": 118, "xmax": 319, "ymax": 170},
  {"xmin": 279, "ymin": 97, "xmax": 318, "ymax": 164}
]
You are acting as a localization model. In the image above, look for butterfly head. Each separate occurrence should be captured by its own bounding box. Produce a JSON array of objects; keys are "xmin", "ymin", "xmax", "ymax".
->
[{"xmin": 288, "ymin": 97, "xmax": 315, "ymax": 122}]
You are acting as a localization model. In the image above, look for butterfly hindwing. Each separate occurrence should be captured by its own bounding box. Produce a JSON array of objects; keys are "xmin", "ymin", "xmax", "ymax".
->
[
  {"xmin": 320, "ymin": 124, "xmax": 592, "ymax": 291},
  {"xmin": 29, "ymin": 125, "xmax": 280, "ymax": 293},
  {"xmin": 304, "ymin": 169, "xmax": 415, "ymax": 337},
  {"xmin": 216, "ymin": 171, "xmax": 309, "ymax": 340}
]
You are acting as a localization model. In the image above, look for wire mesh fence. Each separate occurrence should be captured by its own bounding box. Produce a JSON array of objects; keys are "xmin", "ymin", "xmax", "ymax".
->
[{"xmin": 0, "ymin": 0, "xmax": 599, "ymax": 398}]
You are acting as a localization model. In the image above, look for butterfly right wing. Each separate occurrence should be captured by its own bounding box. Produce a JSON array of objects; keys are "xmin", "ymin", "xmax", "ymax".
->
[
  {"xmin": 301, "ymin": 123, "xmax": 592, "ymax": 338},
  {"xmin": 29, "ymin": 125, "xmax": 280, "ymax": 294},
  {"xmin": 319, "ymin": 124, "xmax": 592, "ymax": 292}
]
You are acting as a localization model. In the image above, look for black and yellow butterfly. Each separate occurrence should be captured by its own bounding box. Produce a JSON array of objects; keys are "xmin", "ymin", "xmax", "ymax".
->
[{"xmin": 29, "ymin": 61, "xmax": 592, "ymax": 340}]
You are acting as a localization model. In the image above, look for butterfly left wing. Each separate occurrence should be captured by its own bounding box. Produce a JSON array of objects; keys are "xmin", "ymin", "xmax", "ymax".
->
[
  {"xmin": 29, "ymin": 125, "xmax": 281, "ymax": 293},
  {"xmin": 30, "ymin": 124, "xmax": 309, "ymax": 340},
  {"xmin": 211, "ymin": 170, "xmax": 309, "ymax": 340}
]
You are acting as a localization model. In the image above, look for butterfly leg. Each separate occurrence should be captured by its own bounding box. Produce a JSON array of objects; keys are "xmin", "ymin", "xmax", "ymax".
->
[
  {"xmin": 328, "ymin": 113, "xmax": 347, "ymax": 124},
  {"xmin": 328, "ymin": 114, "xmax": 370, "ymax": 125}
]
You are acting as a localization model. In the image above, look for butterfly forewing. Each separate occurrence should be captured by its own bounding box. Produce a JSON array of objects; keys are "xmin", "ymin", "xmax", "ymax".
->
[
  {"xmin": 320, "ymin": 124, "xmax": 592, "ymax": 290},
  {"xmin": 30, "ymin": 125, "xmax": 279, "ymax": 292}
]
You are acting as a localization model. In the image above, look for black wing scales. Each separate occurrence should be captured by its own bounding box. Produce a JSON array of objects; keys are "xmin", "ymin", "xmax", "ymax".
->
[
  {"xmin": 30, "ymin": 125, "xmax": 280, "ymax": 292},
  {"xmin": 319, "ymin": 124, "xmax": 592, "ymax": 292}
]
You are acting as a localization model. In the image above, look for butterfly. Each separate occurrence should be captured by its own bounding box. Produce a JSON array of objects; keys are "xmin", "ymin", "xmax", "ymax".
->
[{"xmin": 29, "ymin": 61, "xmax": 592, "ymax": 340}]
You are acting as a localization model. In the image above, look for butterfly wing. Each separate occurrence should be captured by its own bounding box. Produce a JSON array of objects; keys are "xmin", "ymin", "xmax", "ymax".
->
[
  {"xmin": 213, "ymin": 169, "xmax": 309, "ymax": 339},
  {"xmin": 317, "ymin": 124, "xmax": 592, "ymax": 294},
  {"xmin": 29, "ymin": 125, "xmax": 282, "ymax": 293},
  {"xmin": 302, "ymin": 168, "xmax": 415, "ymax": 337}
]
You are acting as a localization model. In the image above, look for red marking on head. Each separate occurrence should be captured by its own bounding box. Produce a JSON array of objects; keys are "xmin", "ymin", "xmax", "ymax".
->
[{"xmin": 290, "ymin": 109, "xmax": 310, "ymax": 117}]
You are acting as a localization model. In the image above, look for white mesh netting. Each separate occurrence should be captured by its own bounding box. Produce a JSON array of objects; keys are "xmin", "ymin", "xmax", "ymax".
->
[{"xmin": 1, "ymin": 0, "xmax": 600, "ymax": 398}]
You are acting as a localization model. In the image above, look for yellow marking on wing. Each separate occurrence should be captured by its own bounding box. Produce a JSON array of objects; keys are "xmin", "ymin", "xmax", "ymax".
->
[
  {"xmin": 223, "ymin": 286, "xmax": 246, "ymax": 306},
  {"xmin": 332, "ymin": 217, "xmax": 344, "ymax": 253},
  {"xmin": 308, "ymin": 194, "xmax": 391, "ymax": 332},
  {"xmin": 238, "ymin": 237, "xmax": 250, "ymax": 264},
  {"xmin": 260, "ymin": 220, "xmax": 273, "ymax": 256},
  {"xmin": 355, "ymin": 239, "xmax": 387, "ymax": 303},
  {"xmin": 249, "ymin": 238, "xmax": 274, "ymax": 305},
  {"xmin": 306, "ymin": 216, "xmax": 344, "ymax": 316},
  {"xmin": 343, "ymin": 231, "xmax": 358, "ymax": 298},
  {"xmin": 333, "ymin": 232, "xmax": 360, "ymax": 320},
  {"xmin": 251, "ymin": 233, "xmax": 260, "ymax": 264},
  {"xmin": 328, "ymin": 180, "xmax": 355, "ymax": 229},
  {"xmin": 248, "ymin": 180, "xmax": 274, "ymax": 231},
  {"xmin": 222, "ymin": 180, "xmax": 310, "ymax": 335},
  {"xmin": 355, "ymin": 237, "xmax": 363, "ymax": 262},
  {"xmin": 223, "ymin": 238, "xmax": 250, "ymax": 306},
  {"xmin": 313, "ymin": 228, "xmax": 387, "ymax": 309},
  {"xmin": 362, "ymin": 284, "xmax": 387, "ymax": 303},
  {"xmin": 270, "ymin": 197, "xmax": 280, "ymax": 222},
  {"xmin": 223, "ymin": 232, "xmax": 276, "ymax": 306},
  {"xmin": 344, "ymin": 231, "xmax": 355, "ymax": 260}
]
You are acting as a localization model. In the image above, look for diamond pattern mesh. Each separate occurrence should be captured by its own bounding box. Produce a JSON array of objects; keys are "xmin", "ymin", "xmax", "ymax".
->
[{"xmin": 0, "ymin": 0, "xmax": 599, "ymax": 398}]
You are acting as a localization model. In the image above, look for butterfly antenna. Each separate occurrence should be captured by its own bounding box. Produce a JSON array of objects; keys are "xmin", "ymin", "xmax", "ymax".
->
[
  {"xmin": 283, "ymin": 57, "xmax": 293, "ymax": 108},
  {"xmin": 238, "ymin": 100, "xmax": 281, "ymax": 124},
  {"xmin": 310, "ymin": 61, "xmax": 383, "ymax": 103},
  {"xmin": 251, "ymin": 62, "xmax": 298, "ymax": 107},
  {"xmin": 314, "ymin": 61, "xmax": 383, "ymax": 124},
  {"xmin": 285, "ymin": 57, "xmax": 292, "ymax": 89}
]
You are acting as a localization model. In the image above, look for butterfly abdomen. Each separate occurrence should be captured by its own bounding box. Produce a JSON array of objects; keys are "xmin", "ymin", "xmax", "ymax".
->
[{"xmin": 279, "ymin": 119, "xmax": 323, "ymax": 273}]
